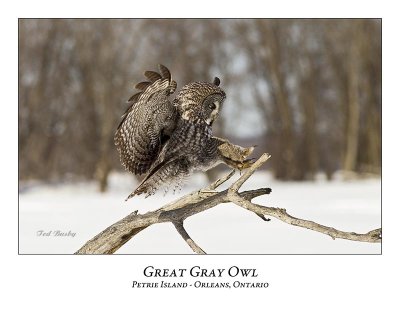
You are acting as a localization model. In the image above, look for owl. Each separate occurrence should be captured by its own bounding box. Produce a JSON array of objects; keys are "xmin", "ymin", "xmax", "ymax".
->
[{"xmin": 115, "ymin": 64, "xmax": 254, "ymax": 200}]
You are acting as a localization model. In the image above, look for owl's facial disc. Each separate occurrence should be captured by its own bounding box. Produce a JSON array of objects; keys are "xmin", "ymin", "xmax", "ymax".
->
[
  {"xmin": 203, "ymin": 94, "xmax": 223, "ymax": 126},
  {"xmin": 204, "ymin": 101, "xmax": 220, "ymax": 125}
]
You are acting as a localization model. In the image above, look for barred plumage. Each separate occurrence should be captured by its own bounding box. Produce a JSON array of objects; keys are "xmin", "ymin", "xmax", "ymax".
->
[{"xmin": 115, "ymin": 64, "xmax": 255, "ymax": 200}]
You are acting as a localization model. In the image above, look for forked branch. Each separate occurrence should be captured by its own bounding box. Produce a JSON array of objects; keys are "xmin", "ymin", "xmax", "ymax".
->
[
  {"xmin": 75, "ymin": 153, "xmax": 381, "ymax": 254},
  {"xmin": 173, "ymin": 221, "xmax": 206, "ymax": 254}
]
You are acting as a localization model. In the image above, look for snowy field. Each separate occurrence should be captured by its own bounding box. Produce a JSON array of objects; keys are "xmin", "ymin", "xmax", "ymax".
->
[{"xmin": 19, "ymin": 171, "xmax": 381, "ymax": 254}]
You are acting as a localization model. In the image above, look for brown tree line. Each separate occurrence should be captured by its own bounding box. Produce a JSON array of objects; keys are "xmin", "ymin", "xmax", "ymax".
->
[{"xmin": 18, "ymin": 19, "xmax": 381, "ymax": 190}]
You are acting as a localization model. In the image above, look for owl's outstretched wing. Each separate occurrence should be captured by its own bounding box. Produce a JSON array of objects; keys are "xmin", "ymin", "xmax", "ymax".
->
[
  {"xmin": 127, "ymin": 121, "xmax": 206, "ymax": 199},
  {"xmin": 114, "ymin": 64, "xmax": 178, "ymax": 175}
]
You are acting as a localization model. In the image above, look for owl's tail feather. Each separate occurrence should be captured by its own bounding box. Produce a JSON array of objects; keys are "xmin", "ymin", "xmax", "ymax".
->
[
  {"xmin": 125, "ymin": 160, "xmax": 189, "ymax": 201},
  {"xmin": 125, "ymin": 180, "xmax": 156, "ymax": 200},
  {"xmin": 125, "ymin": 185, "xmax": 148, "ymax": 201}
]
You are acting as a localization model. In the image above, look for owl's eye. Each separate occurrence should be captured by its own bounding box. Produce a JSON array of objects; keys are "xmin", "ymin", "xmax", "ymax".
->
[{"xmin": 208, "ymin": 102, "xmax": 216, "ymax": 110}]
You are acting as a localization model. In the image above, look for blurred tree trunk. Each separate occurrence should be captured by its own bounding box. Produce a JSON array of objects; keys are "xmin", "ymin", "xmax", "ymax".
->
[
  {"xmin": 343, "ymin": 25, "xmax": 361, "ymax": 173},
  {"xmin": 359, "ymin": 20, "xmax": 382, "ymax": 173},
  {"xmin": 363, "ymin": 73, "xmax": 381, "ymax": 174},
  {"xmin": 258, "ymin": 20, "xmax": 296, "ymax": 180},
  {"xmin": 299, "ymin": 61, "xmax": 319, "ymax": 180},
  {"xmin": 295, "ymin": 21, "xmax": 320, "ymax": 180},
  {"xmin": 95, "ymin": 94, "xmax": 114, "ymax": 192},
  {"xmin": 18, "ymin": 19, "xmax": 382, "ymax": 184}
]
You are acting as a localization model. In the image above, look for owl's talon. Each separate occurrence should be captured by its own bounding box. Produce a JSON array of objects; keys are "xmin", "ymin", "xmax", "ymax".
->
[
  {"xmin": 238, "ymin": 158, "xmax": 255, "ymax": 170},
  {"xmin": 223, "ymin": 157, "xmax": 254, "ymax": 171}
]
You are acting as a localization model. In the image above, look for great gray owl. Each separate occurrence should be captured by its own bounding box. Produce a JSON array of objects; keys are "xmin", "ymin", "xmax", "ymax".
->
[{"xmin": 115, "ymin": 64, "xmax": 254, "ymax": 200}]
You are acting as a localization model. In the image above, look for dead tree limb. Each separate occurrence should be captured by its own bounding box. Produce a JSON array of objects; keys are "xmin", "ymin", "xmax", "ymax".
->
[
  {"xmin": 75, "ymin": 153, "xmax": 381, "ymax": 254},
  {"xmin": 173, "ymin": 221, "xmax": 206, "ymax": 254}
]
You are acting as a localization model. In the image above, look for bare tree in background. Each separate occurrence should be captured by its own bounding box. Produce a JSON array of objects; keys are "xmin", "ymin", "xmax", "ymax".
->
[
  {"xmin": 18, "ymin": 19, "xmax": 381, "ymax": 190},
  {"xmin": 230, "ymin": 19, "xmax": 381, "ymax": 180}
]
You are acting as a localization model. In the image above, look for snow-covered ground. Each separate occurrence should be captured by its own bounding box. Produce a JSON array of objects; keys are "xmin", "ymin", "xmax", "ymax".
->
[{"xmin": 19, "ymin": 171, "xmax": 381, "ymax": 254}]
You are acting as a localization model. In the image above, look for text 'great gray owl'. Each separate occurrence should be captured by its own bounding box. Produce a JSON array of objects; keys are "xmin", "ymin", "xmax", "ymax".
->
[{"xmin": 115, "ymin": 64, "xmax": 254, "ymax": 200}]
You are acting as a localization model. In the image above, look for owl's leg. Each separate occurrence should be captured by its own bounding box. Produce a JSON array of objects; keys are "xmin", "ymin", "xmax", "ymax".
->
[
  {"xmin": 217, "ymin": 141, "xmax": 256, "ymax": 171},
  {"xmin": 222, "ymin": 156, "xmax": 255, "ymax": 171}
]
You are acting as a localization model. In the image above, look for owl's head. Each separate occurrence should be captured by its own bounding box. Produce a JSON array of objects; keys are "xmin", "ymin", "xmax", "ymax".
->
[{"xmin": 175, "ymin": 77, "xmax": 226, "ymax": 126}]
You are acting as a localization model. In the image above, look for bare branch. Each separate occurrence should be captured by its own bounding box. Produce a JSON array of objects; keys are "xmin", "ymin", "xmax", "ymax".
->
[
  {"xmin": 206, "ymin": 169, "xmax": 235, "ymax": 190},
  {"xmin": 75, "ymin": 153, "xmax": 381, "ymax": 254},
  {"xmin": 74, "ymin": 187, "xmax": 270, "ymax": 254},
  {"xmin": 229, "ymin": 194, "xmax": 381, "ymax": 243},
  {"xmin": 229, "ymin": 153, "xmax": 271, "ymax": 193},
  {"xmin": 173, "ymin": 221, "xmax": 206, "ymax": 254}
]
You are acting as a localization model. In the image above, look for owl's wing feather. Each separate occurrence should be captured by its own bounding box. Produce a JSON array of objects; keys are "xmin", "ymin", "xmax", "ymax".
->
[
  {"xmin": 127, "ymin": 122, "xmax": 209, "ymax": 199},
  {"xmin": 144, "ymin": 71, "xmax": 162, "ymax": 82},
  {"xmin": 128, "ymin": 136, "xmax": 256, "ymax": 199},
  {"xmin": 127, "ymin": 156, "xmax": 190, "ymax": 199},
  {"xmin": 115, "ymin": 64, "xmax": 178, "ymax": 175},
  {"xmin": 129, "ymin": 139, "xmax": 190, "ymax": 198},
  {"xmin": 129, "ymin": 137, "xmax": 225, "ymax": 199}
]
